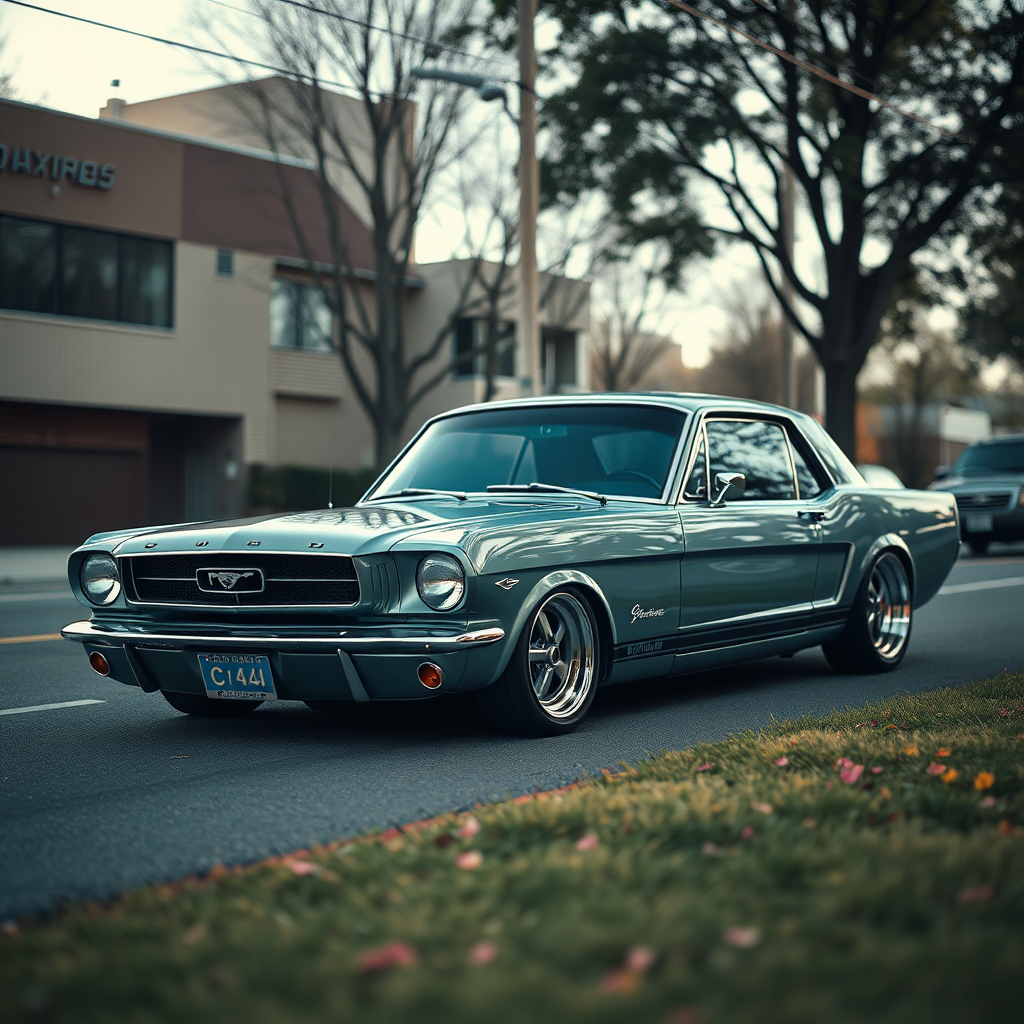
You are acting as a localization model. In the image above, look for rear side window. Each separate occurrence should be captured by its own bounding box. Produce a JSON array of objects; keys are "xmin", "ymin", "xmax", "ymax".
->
[
  {"xmin": 790, "ymin": 442, "xmax": 825, "ymax": 499},
  {"xmin": 706, "ymin": 419, "xmax": 796, "ymax": 501}
]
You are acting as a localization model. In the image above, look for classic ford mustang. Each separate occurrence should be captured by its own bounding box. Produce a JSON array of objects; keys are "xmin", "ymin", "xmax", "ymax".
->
[{"xmin": 63, "ymin": 395, "xmax": 960, "ymax": 735}]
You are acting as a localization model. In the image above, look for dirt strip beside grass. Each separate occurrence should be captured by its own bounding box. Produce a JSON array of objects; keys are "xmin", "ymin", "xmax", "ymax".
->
[{"xmin": 2, "ymin": 672, "xmax": 1023, "ymax": 1024}]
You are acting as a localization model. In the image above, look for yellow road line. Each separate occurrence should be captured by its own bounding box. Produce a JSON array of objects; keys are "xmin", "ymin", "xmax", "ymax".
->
[{"xmin": 0, "ymin": 633, "xmax": 62, "ymax": 645}]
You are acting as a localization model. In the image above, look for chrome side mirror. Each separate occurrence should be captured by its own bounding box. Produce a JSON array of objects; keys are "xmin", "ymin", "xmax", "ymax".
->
[{"xmin": 710, "ymin": 472, "xmax": 746, "ymax": 507}]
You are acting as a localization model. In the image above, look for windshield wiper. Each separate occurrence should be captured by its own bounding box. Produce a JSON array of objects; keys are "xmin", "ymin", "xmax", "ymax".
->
[
  {"xmin": 373, "ymin": 488, "xmax": 467, "ymax": 501},
  {"xmin": 486, "ymin": 482, "xmax": 607, "ymax": 505}
]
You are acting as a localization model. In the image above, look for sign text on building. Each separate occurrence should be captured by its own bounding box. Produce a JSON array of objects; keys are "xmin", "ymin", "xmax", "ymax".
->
[{"xmin": 0, "ymin": 145, "xmax": 116, "ymax": 189}]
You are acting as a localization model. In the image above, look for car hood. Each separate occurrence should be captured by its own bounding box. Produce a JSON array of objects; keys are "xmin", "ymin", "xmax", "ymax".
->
[
  {"xmin": 83, "ymin": 498, "xmax": 604, "ymax": 561},
  {"xmin": 935, "ymin": 473, "xmax": 1024, "ymax": 491}
]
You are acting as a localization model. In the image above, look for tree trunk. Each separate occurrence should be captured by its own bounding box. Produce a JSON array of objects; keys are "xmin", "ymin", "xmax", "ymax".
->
[{"xmin": 823, "ymin": 366, "xmax": 859, "ymax": 462}]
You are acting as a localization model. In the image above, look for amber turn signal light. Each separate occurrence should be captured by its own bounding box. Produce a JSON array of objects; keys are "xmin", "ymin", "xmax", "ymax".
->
[
  {"xmin": 417, "ymin": 662, "xmax": 443, "ymax": 689},
  {"xmin": 88, "ymin": 650, "xmax": 111, "ymax": 676}
]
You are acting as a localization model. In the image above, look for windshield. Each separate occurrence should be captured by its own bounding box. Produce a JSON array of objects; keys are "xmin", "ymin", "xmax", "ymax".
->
[
  {"xmin": 371, "ymin": 404, "xmax": 688, "ymax": 501},
  {"xmin": 953, "ymin": 440, "xmax": 1024, "ymax": 476}
]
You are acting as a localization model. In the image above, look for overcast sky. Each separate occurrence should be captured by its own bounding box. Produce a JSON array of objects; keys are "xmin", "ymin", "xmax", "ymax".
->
[{"xmin": 0, "ymin": 0, "xmax": 766, "ymax": 367}]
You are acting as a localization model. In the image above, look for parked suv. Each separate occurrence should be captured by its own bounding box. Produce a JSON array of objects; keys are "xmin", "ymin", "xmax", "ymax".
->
[{"xmin": 932, "ymin": 435, "xmax": 1024, "ymax": 554}]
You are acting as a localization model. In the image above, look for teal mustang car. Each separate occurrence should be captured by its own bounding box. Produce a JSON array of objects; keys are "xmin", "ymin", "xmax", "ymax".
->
[{"xmin": 63, "ymin": 395, "xmax": 960, "ymax": 736}]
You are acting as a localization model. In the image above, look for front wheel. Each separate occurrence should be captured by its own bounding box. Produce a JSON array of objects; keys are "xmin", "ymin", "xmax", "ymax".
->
[
  {"xmin": 162, "ymin": 690, "xmax": 263, "ymax": 717},
  {"xmin": 478, "ymin": 589, "xmax": 600, "ymax": 736},
  {"xmin": 822, "ymin": 551, "xmax": 912, "ymax": 674}
]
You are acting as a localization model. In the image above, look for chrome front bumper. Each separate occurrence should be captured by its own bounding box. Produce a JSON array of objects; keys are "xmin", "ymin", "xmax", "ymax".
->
[{"xmin": 61, "ymin": 620, "xmax": 505, "ymax": 654}]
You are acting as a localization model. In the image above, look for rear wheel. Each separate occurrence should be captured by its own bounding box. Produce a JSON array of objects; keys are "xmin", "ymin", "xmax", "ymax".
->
[
  {"xmin": 478, "ymin": 589, "xmax": 600, "ymax": 736},
  {"xmin": 162, "ymin": 690, "xmax": 263, "ymax": 717},
  {"xmin": 822, "ymin": 551, "xmax": 912, "ymax": 674}
]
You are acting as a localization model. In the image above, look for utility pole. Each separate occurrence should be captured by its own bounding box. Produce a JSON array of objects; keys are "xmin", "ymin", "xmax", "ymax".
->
[
  {"xmin": 779, "ymin": 163, "xmax": 797, "ymax": 410},
  {"xmin": 517, "ymin": 0, "xmax": 541, "ymax": 396}
]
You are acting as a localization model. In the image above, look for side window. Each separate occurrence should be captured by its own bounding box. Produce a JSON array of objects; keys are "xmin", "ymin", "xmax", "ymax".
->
[
  {"xmin": 683, "ymin": 433, "xmax": 708, "ymax": 499},
  {"xmin": 706, "ymin": 420, "xmax": 796, "ymax": 501},
  {"xmin": 790, "ymin": 439, "xmax": 826, "ymax": 499}
]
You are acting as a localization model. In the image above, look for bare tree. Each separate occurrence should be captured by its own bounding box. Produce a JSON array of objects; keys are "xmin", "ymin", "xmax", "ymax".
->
[
  {"xmin": 0, "ymin": 29, "xmax": 19, "ymax": 100},
  {"xmin": 861, "ymin": 331, "xmax": 980, "ymax": 488},
  {"xmin": 692, "ymin": 283, "xmax": 816, "ymax": 409},
  {"xmin": 201, "ymin": 0, "xmax": 518, "ymax": 469},
  {"xmin": 589, "ymin": 251, "xmax": 675, "ymax": 392}
]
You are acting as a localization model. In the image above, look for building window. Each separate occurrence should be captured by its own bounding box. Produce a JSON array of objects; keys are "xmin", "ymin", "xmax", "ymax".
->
[
  {"xmin": 0, "ymin": 214, "xmax": 173, "ymax": 328},
  {"xmin": 216, "ymin": 248, "xmax": 234, "ymax": 277},
  {"xmin": 542, "ymin": 327, "xmax": 578, "ymax": 388},
  {"xmin": 452, "ymin": 318, "xmax": 517, "ymax": 379},
  {"xmin": 270, "ymin": 279, "xmax": 333, "ymax": 352}
]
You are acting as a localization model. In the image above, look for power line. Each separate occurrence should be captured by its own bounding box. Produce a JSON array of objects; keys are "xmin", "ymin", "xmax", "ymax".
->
[
  {"xmin": 0, "ymin": 0, "xmax": 419, "ymax": 100},
  {"xmin": 272, "ymin": 0, "xmax": 507, "ymax": 66},
  {"xmin": 660, "ymin": 0, "xmax": 969, "ymax": 142}
]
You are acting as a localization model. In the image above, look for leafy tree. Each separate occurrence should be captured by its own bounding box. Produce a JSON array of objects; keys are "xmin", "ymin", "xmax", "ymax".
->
[{"xmin": 499, "ymin": 0, "xmax": 1024, "ymax": 457}]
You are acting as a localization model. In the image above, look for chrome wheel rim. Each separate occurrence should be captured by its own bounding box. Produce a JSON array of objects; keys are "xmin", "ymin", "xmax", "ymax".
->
[
  {"xmin": 527, "ymin": 593, "xmax": 596, "ymax": 719},
  {"xmin": 866, "ymin": 553, "xmax": 911, "ymax": 660}
]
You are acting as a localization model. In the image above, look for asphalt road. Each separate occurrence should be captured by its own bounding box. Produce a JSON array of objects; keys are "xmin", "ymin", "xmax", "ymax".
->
[{"xmin": 2, "ymin": 548, "xmax": 1024, "ymax": 921}]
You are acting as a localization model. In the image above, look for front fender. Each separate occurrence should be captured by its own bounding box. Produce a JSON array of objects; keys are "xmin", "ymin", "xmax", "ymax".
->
[{"xmin": 479, "ymin": 569, "xmax": 616, "ymax": 687}]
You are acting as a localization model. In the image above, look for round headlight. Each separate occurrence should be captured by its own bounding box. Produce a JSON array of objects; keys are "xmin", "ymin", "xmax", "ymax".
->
[
  {"xmin": 416, "ymin": 553, "xmax": 465, "ymax": 611},
  {"xmin": 80, "ymin": 553, "xmax": 121, "ymax": 605}
]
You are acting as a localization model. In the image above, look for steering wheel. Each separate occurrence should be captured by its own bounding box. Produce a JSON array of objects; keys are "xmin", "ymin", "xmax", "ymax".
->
[{"xmin": 604, "ymin": 469, "xmax": 662, "ymax": 493}]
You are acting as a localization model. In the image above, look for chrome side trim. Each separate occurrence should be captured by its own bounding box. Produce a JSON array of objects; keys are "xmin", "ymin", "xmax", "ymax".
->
[
  {"xmin": 679, "ymin": 601, "xmax": 813, "ymax": 633},
  {"xmin": 61, "ymin": 621, "xmax": 505, "ymax": 653}
]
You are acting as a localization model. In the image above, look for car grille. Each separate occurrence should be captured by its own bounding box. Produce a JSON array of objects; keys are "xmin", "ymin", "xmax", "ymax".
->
[
  {"xmin": 122, "ymin": 553, "xmax": 360, "ymax": 607},
  {"xmin": 954, "ymin": 492, "xmax": 1013, "ymax": 512}
]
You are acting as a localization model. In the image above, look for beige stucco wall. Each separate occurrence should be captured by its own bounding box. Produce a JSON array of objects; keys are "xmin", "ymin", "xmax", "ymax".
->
[{"xmin": 0, "ymin": 242, "xmax": 274, "ymax": 463}]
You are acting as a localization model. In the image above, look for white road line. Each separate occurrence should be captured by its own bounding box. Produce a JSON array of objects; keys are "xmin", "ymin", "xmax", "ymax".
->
[
  {"xmin": 0, "ymin": 699, "xmax": 106, "ymax": 717},
  {"xmin": 939, "ymin": 575, "xmax": 1024, "ymax": 596},
  {"xmin": 0, "ymin": 591, "xmax": 73, "ymax": 603}
]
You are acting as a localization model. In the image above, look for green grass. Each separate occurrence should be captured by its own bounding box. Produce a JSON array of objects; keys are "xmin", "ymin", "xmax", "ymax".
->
[{"xmin": 3, "ymin": 673, "xmax": 1023, "ymax": 1024}]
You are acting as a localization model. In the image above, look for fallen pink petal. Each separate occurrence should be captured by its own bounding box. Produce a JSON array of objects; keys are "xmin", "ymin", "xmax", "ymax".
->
[
  {"xmin": 980, "ymin": 795, "xmax": 998, "ymax": 808},
  {"xmin": 696, "ymin": 763, "xmax": 714, "ymax": 772},
  {"xmin": 871, "ymin": 766, "xmax": 883, "ymax": 775},
  {"xmin": 751, "ymin": 801, "xmax": 773, "ymax": 814},
  {"xmin": 774, "ymin": 756, "xmax": 789, "ymax": 767},
  {"xmin": 925, "ymin": 763, "xmax": 946, "ymax": 776},
  {"xmin": 469, "ymin": 941, "xmax": 498, "ymax": 965},
  {"xmin": 958, "ymin": 886, "xmax": 995, "ymax": 904},
  {"xmin": 575, "ymin": 833, "xmax": 600, "ymax": 851},
  {"xmin": 741, "ymin": 825, "xmax": 755, "ymax": 840},
  {"xmin": 839, "ymin": 765, "xmax": 864, "ymax": 784},
  {"xmin": 626, "ymin": 945, "xmax": 658, "ymax": 973},
  {"xmin": 456, "ymin": 850, "xmax": 483, "ymax": 870},
  {"xmin": 458, "ymin": 817, "xmax": 481, "ymax": 838},
  {"xmin": 287, "ymin": 860, "xmax": 320, "ymax": 876},
  {"xmin": 999, "ymin": 708, "xmax": 1008, "ymax": 717},
  {"xmin": 723, "ymin": 926, "xmax": 761, "ymax": 949},
  {"xmin": 356, "ymin": 941, "xmax": 418, "ymax": 974}
]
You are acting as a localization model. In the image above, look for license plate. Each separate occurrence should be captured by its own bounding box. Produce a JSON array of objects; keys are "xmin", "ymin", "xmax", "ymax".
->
[
  {"xmin": 965, "ymin": 514, "xmax": 993, "ymax": 533},
  {"xmin": 198, "ymin": 653, "xmax": 277, "ymax": 701}
]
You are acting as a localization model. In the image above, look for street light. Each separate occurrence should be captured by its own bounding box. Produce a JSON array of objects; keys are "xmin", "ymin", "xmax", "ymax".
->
[{"xmin": 411, "ymin": 6, "xmax": 542, "ymax": 397}]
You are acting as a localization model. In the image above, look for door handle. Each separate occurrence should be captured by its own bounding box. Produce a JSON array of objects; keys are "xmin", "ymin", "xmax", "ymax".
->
[{"xmin": 797, "ymin": 510, "xmax": 827, "ymax": 522}]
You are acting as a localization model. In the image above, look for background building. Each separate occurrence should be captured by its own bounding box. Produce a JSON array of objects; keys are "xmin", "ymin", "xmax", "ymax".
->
[{"xmin": 0, "ymin": 84, "xmax": 589, "ymax": 544}]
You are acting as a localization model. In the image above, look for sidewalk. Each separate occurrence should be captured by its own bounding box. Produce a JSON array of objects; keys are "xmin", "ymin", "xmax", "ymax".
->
[{"xmin": 0, "ymin": 547, "xmax": 74, "ymax": 587}]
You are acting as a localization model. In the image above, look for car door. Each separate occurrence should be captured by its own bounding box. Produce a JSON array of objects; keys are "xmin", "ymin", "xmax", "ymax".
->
[{"xmin": 675, "ymin": 416, "xmax": 822, "ymax": 660}]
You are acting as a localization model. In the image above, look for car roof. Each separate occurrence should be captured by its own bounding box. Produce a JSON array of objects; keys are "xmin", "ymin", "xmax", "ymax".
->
[
  {"xmin": 969, "ymin": 434, "xmax": 1024, "ymax": 445},
  {"xmin": 433, "ymin": 392, "xmax": 804, "ymax": 420}
]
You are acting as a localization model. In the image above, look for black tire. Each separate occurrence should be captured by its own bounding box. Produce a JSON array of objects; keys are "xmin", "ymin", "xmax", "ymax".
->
[
  {"xmin": 478, "ymin": 589, "xmax": 600, "ymax": 737},
  {"xmin": 968, "ymin": 539, "xmax": 989, "ymax": 556},
  {"xmin": 162, "ymin": 689, "xmax": 263, "ymax": 717},
  {"xmin": 822, "ymin": 551, "xmax": 912, "ymax": 674}
]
